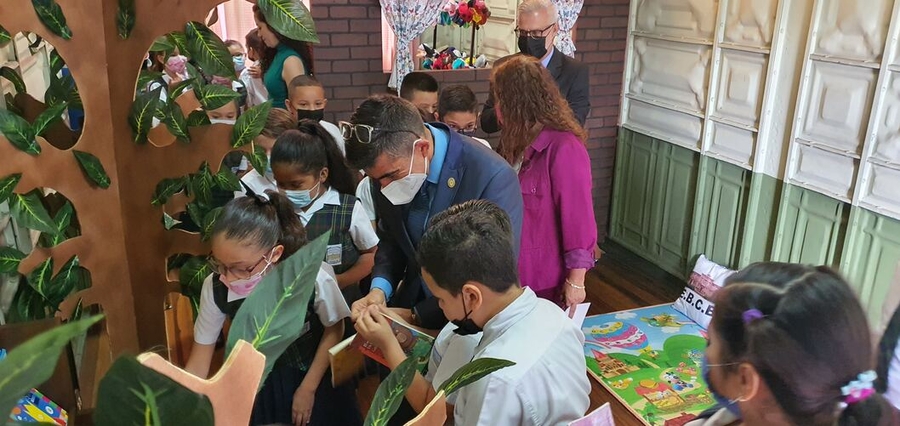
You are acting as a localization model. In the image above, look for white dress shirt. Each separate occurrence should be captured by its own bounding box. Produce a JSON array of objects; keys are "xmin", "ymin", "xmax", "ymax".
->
[
  {"xmin": 193, "ymin": 262, "xmax": 350, "ymax": 345},
  {"xmin": 239, "ymin": 65, "xmax": 269, "ymax": 108},
  {"xmin": 319, "ymin": 120, "xmax": 346, "ymax": 156},
  {"xmin": 453, "ymin": 287, "xmax": 591, "ymax": 425},
  {"xmin": 426, "ymin": 323, "xmax": 480, "ymax": 406},
  {"xmin": 294, "ymin": 187, "xmax": 379, "ymax": 254},
  {"xmin": 355, "ymin": 177, "xmax": 377, "ymax": 222},
  {"xmin": 887, "ymin": 339, "xmax": 900, "ymax": 409}
]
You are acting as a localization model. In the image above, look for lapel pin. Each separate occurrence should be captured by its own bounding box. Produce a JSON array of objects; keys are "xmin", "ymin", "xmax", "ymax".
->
[{"xmin": 447, "ymin": 177, "xmax": 456, "ymax": 188}]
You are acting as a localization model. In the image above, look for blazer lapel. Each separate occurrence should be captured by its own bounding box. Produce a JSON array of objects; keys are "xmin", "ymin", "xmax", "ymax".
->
[
  {"xmin": 547, "ymin": 48, "xmax": 564, "ymax": 80},
  {"xmin": 374, "ymin": 186, "xmax": 418, "ymax": 261},
  {"xmin": 429, "ymin": 132, "xmax": 465, "ymax": 220}
]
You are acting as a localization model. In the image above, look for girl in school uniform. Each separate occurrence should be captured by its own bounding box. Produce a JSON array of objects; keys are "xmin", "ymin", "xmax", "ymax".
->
[
  {"xmin": 270, "ymin": 122, "xmax": 379, "ymax": 307},
  {"xmin": 184, "ymin": 191, "xmax": 362, "ymax": 426}
]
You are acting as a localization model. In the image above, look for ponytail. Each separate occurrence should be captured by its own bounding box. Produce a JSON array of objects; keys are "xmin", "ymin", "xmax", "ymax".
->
[
  {"xmin": 212, "ymin": 190, "xmax": 307, "ymax": 260},
  {"xmin": 838, "ymin": 394, "xmax": 898, "ymax": 426},
  {"xmin": 271, "ymin": 123, "xmax": 358, "ymax": 195}
]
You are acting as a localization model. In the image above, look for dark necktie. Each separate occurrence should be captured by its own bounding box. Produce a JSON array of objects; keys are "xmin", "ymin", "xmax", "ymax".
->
[{"xmin": 406, "ymin": 182, "xmax": 435, "ymax": 248}]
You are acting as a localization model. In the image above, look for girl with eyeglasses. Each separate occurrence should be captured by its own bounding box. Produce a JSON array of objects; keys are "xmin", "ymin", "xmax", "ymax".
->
[
  {"xmin": 184, "ymin": 191, "xmax": 360, "ymax": 426},
  {"xmin": 270, "ymin": 123, "xmax": 378, "ymax": 310}
]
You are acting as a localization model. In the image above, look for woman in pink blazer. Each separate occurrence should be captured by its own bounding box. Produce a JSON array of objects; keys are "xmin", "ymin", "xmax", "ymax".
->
[{"xmin": 490, "ymin": 54, "xmax": 597, "ymax": 310}]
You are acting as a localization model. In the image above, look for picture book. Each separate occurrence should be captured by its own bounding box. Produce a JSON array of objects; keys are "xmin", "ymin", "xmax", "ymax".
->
[
  {"xmin": 328, "ymin": 314, "xmax": 435, "ymax": 387},
  {"xmin": 581, "ymin": 304, "xmax": 714, "ymax": 426},
  {"xmin": 9, "ymin": 388, "xmax": 69, "ymax": 425}
]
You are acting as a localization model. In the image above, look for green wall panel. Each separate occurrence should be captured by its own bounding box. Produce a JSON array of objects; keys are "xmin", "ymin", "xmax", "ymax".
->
[
  {"xmin": 841, "ymin": 208, "xmax": 900, "ymax": 327},
  {"xmin": 612, "ymin": 131, "xmax": 656, "ymax": 252},
  {"xmin": 689, "ymin": 157, "xmax": 750, "ymax": 270},
  {"xmin": 772, "ymin": 186, "xmax": 849, "ymax": 267},
  {"xmin": 738, "ymin": 174, "xmax": 781, "ymax": 268},
  {"xmin": 650, "ymin": 142, "xmax": 698, "ymax": 277}
]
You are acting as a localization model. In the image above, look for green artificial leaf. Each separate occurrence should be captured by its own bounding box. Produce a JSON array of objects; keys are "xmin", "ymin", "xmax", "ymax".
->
[
  {"xmin": 151, "ymin": 177, "xmax": 186, "ymax": 206},
  {"xmin": 10, "ymin": 191, "xmax": 55, "ymax": 234},
  {"xmin": 32, "ymin": 101, "xmax": 68, "ymax": 137},
  {"xmin": 200, "ymin": 207, "xmax": 223, "ymax": 242},
  {"xmin": 185, "ymin": 62, "xmax": 204, "ymax": 87},
  {"xmin": 178, "ymin": 256, "xmax": 211, "ymax": 298},
  {"xmin": 69, "ymin": 298, "xmax": 83, "ymax": 321},
  {"xmin": 32, "ymin": 0, "xmax": 73, "ymax": 40},
  {"xmin": 0, "ymin": 109, "xmax": 40, "ymax": 155},
  {"xmin": 41, "ymin": 201, "xmax": 74, "ymax": 247},
  {"xmin": 137, "ymin": 70, "xmax": 163, "ymax": 92},
  {"xmin": 94, "ymin": 356, "xmax": 214, "ymax": 426},
  {"xmin": 47, "ymin": 255, "xmax": 79, "ymax": 309},
  {"xmin": 162, "ymin": 212, "xmax": 181, "ymax": 230},
  {"xmin": 0, "ymin": 173, "xmax": 22, "ymax": 204},
  {"xmin": 215, "ymin": 166, "xmax": 241, "ymax": 192},
  {"xmin": 0, "ymin": 315, "xmax": 103, "ymax": 419},
  {"xmin": 191, "ymin": 163, "xmax": 215, "ymax": 204},
  {"xmin": 8, "ymin": 283, "xmax": 49, "ymax": 322},
  {"xmin": 116, "ymin": 0, "xmax": 136, "ymax": 39},
  {"xmin": 129, "ymin": 86, "xmax": 162, "ymax": 144},
  {"xmin": 364, "ymin": 355, "xmax": 420, "ymax": 426},
  {"xmin": 4, "ymin": 93, "xmax": 23, "ymax": 117},
  {"xmin": 0, "ymin": 66, "xmax": 26, "ymax": 95},
  {"xmin": 169, "ymin": 78, "xmax": 195, "ymax": 99},
  {"xmin": 186, "ymin": 110, "xmax": 211, "ymax": 127},
  {"xmin": 49, "ymin": 50, "xmax": 64, "ymax": 76},
  {"xmin": 73, "ymin": 150, "xmax": 111, "ymax": 189},
  {"xmin": 168, "ymin": 32, "xmax": 188, "ymax": 56},
  {"xmin": 231, "ymin": 101, "xmax": 271, "ymax": 148},
  {"xmin": 438, "ymin": 358, "xmax": 516, "ymax": 395},
  {"xmin": 162, "ymin": 100, "xmax": 190, "ymax": 142},
  {"xmin": 248, "ymin": 143, "xmax": 268, "ymax": 176},
  {"xmin": 46, "ymin": 73, "xmax": 81, "ymax": 109},
  {"xmin": 184, "ymin": 21, "xmax": 234, "ymax": 79},
  {"xmin": 26, "ymin": 257, "xmax": 53, "ymax": 300},
  {"xmin": 226, "ymin": 232, "xmax": 329, "ymax": 387},
  {"xmin": 0, "ymin": 246, "xmax": 26, "ymax": 274},
  {"xmin": 257, "ymin": 0, "xmax": 319, "ymax": 43},
  {"xmin": 150, "ymin": 35, "xmax": 174, "ymax": 53},
  {"xmin": 186, "ymin": 201, "xmax": 206, "ymax": 229},
  {"xmin": 0, "ymin": 25, "xmax": 11, "ymax": 47},
  {"xmin": 197, "ymin": 84, "xmax": 239, "ymax": 110}
]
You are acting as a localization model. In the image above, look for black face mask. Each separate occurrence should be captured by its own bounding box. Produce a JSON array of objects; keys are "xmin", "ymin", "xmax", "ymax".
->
[
  {"xmin": 451, "ymin": 298, "xmax": 483, "ymax": 336},
  {"xmin": 518, "ymin": 36, "xmax": 548, "ymax": 59},
  {"xmin": 296, "ymin": 108, "xmax": 325, "ymax": 122}
]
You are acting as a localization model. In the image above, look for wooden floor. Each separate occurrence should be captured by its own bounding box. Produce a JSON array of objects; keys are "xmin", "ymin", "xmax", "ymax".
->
[
  {"xmin": 359, "ymin": 240, "xmax": 685, "ymax": 425},
  {"xmin": 584, "ymin": 240, "xmax": 684, "ymax": 426}
]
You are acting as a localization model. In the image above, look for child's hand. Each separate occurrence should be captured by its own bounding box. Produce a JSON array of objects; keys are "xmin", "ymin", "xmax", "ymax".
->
[
  {"xmin": 355, "ymin": 305, "xmax": 400, "ymax": 353},
  {"xmin": 248, "ymin": 65, "xmax": 262, "ymax": 79}
]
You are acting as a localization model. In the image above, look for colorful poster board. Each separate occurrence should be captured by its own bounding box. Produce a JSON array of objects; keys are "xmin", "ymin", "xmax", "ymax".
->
[{"xmin": 581, "ymin": 305, "xmax": 715, "ymax": 426}]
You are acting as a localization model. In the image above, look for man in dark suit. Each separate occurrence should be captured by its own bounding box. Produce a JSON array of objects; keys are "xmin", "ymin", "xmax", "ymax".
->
[
  {"xmin": 344, "ymin": 94, "xmax": 523, "ymax": 330},
  {"xmin": 480, "ymin": 0, "xmax": 590, "ymax": 133}
]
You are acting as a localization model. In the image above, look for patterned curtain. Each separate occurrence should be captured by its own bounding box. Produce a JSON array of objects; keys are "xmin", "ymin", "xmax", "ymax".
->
[
  {"xmin": 381, "ymin": 0, "xmax": 445, "ymax": 92},
  {"xmin": 553, "ymin": 0, "xmax": 585, "ymax": 57}
]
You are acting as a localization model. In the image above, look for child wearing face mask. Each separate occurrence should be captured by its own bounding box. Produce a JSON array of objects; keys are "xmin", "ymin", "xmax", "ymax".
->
[
  {"xmin": 689, "ymin": 262, "xmax": 899, "ymax": 426},
  {"xmin": 184, "ymin": 191, "xmax": 362, "ymax": 426},
  {"xmin": 271, "ymin": 124, "xmax": 378, "ymax": 308},
  {"xmin": 240, "ymin": 29, "xmax": 270, "ymax": 109},
  {"xmin": 206, "ymin": 98, "xmax": 240, "ymax": 125},
  {"xmin": 286, "ymin": 75, "xmax": 346, "ymax": 156}
]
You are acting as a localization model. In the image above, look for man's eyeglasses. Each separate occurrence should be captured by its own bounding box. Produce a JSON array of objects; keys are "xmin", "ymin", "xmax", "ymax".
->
[
  {"xmin": 338, "ymin": 121, "xmax": 419, "ymax": 144},
  {"xmin": 514, "ymin": 23, "xmax": 556, "ymax": 39},
  {"xmin": 208, "ymin": 251, "xmax": 272, "ymax": 280}
]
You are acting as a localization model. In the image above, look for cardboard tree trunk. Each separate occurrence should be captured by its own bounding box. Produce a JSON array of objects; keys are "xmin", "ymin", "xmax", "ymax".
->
[{"xmin": 0, "ymin": 0, "xmax": 241, "ymax": 401}]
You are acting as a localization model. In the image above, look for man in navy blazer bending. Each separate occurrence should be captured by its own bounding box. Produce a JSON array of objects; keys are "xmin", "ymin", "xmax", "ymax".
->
[{"xmin": 344, "ymin": 94, "xmax": 523, "ymax": 330}]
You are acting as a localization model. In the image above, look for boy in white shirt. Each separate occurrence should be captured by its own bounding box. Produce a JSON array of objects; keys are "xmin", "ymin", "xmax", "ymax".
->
[{"xmin": 356, "ymin": 200, "xmax": 590, "ymax": 426}]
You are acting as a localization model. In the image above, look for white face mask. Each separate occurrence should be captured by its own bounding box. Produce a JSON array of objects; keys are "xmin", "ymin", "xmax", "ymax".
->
[
  {"xmin": 381, "ymin": 140, "xmax": 428, "ymax": 206},
  {"xmin": 210, "ymin": 118, "xmax": 236, "ymax": 125}
]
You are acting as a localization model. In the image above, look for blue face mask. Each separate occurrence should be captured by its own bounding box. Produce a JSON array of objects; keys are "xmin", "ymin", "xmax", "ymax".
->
[
  {"xmin": 283, "ymin": 182, "xmax": 320, "ymax": 209},
  {"xmin": 233, "ymin": 55, "xmax": 246, "ymax": 72},
  {"xmin": 702, "ymin": 354, "xmax": 742, "ymax": 418}
]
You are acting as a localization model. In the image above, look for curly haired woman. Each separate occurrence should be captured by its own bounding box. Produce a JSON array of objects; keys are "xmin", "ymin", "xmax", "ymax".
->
[{"xmin": 490, "ymin": 54, "xmax": 596, "ymax": 311}]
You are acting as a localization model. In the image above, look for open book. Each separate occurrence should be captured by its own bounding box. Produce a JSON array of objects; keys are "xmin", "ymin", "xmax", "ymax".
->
[{"xmin": 328, "ymin": 314, "xmax": 436, "ymax": 386}]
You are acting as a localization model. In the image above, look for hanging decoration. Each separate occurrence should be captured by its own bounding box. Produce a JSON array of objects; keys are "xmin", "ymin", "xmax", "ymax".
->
[{"xmin": 424, "ymin": 0, "xmax": 491, "ymax": 69}]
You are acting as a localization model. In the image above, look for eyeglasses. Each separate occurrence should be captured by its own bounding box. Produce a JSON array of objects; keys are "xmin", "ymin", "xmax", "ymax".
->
[
  {"xmin": 338, "ymin": 121, "xmax": 420, "ymax": 144},
  {"xmin": 208, "ymin": 249, "xmax": 273, "ymax": 280},
  {"xmin": 448, "ymin": 123, "xmax": 477, "ymax": 132},
  {"xmin": 514, "ymin": 23, "xmax": 556, "ymax": 39}
]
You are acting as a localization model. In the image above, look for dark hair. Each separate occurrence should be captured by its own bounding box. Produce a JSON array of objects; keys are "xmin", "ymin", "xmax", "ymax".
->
[
  {"xmin": 212, "ymin": 190, "xmax": 307, "ymax": 259},
  {"xmin": 261, "ymin": 108, "xmax": 296, "ymax": 139},
  {"xmin": 253, "ymin": 6, "xmax": 315, "ymax": 75},
  {"xmin": 399, "ymin": 72, "xmax": 439, "ymax": 100},
  {"xmin": 244, "ymin": 29, "xmax": 265, "ymax": 54},
  {"xmin": 417, "ymin": 200, "xmax": 518, "ymax": 295},
  {"xmin": 713, "ymin": 263, "xmax": 893, "ymax": 426},
  {"xmin": 224, "ymin": 39, "xmax": 242, "ymax": 50},
  {"xmin": 148, "ymin": 51, "xmax": 166, "ymax": 73},
  {"xmin": 289, "ymin": 75, "xmax": 324, "ymax": 91},
  {"xmin": 438, "ymin": 84, "xmax": 478, "ymax": 119},
  {"xmin": 491, "ymin": 55, "xmax": 586, "ymax": 164},
  {"xmin": 345, "ymin": 94, "xmax": 426, "ymax": 170},
  {"xmin": 270, "ymin": 125, "xmax": 358, "ymax": 195}
]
